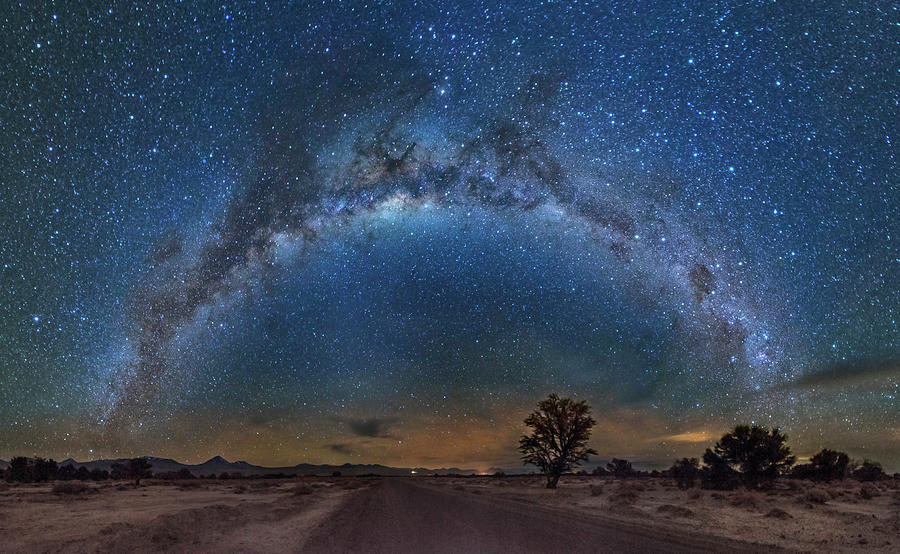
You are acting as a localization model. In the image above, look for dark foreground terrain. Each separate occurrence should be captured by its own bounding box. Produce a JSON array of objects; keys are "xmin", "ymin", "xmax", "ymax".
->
[
  {"xmin": 1, "ymin": 476, "xmax": 897, "ymax": 552},
  {"xmin": 305, "ymin": 479, "xmax": 762, "ymax": 553}
]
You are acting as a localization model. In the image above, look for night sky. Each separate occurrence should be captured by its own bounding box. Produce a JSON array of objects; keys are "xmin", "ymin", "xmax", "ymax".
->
[{"xmin": 1, "ymin": 2, "xmax": 897, "ymax": 472}]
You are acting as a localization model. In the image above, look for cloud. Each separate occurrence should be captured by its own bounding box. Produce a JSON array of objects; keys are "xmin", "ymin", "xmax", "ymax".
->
[
  {"xmin": 328, "ymin": 443, "xmax": 354, "ymax": 455},
  {"xmin": 348, "ymin": 417, "xmax": 399, "ymax": 438},
  {"xmin": 659, "ymin": 431, "xmax": 714, "ymax": 443},
  {"xmin": 785, "ymin": 357, "xmax": 900, "ymax": 390}
]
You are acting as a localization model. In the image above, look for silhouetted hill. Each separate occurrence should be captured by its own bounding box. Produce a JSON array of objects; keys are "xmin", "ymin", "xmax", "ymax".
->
[{"xmin": 37, "ymin": 456, "xmax": 476, "ymax": 477}]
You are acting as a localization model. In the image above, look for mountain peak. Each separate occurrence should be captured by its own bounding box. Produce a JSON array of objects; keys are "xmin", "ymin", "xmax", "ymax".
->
[{"xmin": 204, "ymin": 455, "xmax": 229, "ymax": 464}]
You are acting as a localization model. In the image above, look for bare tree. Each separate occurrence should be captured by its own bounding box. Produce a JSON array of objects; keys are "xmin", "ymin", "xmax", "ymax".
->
[{"xmin": 519, "ymin": 394, "xmax": 597, "ymax": 489}]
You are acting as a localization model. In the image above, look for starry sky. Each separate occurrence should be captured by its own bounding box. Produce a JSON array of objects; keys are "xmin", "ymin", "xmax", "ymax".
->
[{"xmin": 1, "ymin": 1, "xmax": 897, "ymax": 472}]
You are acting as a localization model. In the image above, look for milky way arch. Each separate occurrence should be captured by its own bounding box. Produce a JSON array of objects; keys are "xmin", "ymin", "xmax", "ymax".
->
[{"xmin": 99, "ymin": 48, "xmax": 782, "ymax": 433}]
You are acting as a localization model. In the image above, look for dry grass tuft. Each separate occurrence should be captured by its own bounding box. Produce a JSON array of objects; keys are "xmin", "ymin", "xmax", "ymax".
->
[
  {"xmin": 859, "ymin": 484, "xmax": 879, "ymax": 500},
  {"xmin": 609, "ymin": 483, "xmax": 640, "ymax": 506},
  {"xmin": 804, "ymin": 487, "xmax": 830, "ymax": 504},
  {"xmin": 52, "ymin": 482, "xmax": 96, "ymax": 495},
  {"xmin": 589, "ymin": 484, "xmax": 604, "ymax": 496},
  {"xmin": 293, "ymin": 485, "xmax": 314, "ymax": 496},
  {"xmin": 656, "ymin": 504, "xmax": 694, "ymax": 518},
  {"xmin": 765, "ymin": 508, "xmax": 793, "ymax": 519},
  {"xmin": 176, "ymin": 481, "xmax": 203, "ymax": 491}
]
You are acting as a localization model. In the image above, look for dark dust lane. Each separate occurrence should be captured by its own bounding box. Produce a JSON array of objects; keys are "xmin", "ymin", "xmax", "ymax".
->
[{"xmin": 302, "ymin": 479, "xmax": 771, "ymax": 553}]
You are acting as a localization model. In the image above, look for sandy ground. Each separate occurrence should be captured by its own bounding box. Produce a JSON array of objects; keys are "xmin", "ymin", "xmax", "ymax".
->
[
  {"xmin": 430, "ymin": 475, "xmax": 900, "ymax": 553},
  {"xmin": 0, "ymin": 476, "xmax": 897, "ymax": 552},
  {"xmin": 304, "ymin": 478, "xmax": 763, "ymax": 553},
  {"xmin": 0, "ymin": 477, "xmax": 371, "ymax": 553}
]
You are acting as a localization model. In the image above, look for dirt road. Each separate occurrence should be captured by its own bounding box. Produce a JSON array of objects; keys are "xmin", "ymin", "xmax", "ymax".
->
[{"xmin": 303, "ymin": 479, "xmax": 769, "ymax": 553}]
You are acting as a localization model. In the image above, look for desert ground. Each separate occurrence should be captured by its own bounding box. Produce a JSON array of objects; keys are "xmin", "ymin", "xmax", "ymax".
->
[{"xmin": 0, "ymin": 475, "xmax": 897, "ymax": 552}]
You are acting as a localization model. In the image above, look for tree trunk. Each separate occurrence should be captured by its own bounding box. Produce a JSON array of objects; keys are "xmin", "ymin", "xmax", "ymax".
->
[{"xmin": 546, "ymin": 473, "xmax": 560, "ymax": 489}]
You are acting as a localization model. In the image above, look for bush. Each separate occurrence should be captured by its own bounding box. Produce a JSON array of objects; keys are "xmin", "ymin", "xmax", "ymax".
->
[
  {"xmin": 854, "ymin": 460, "xmax": 886, "ymax": 482},
  {"xmin": 804, "ymin": 487, "xmax": 829, "ymax": 504},
  {"xmin": 700, "ymin": 450, "xmax": 741, "ymax": 490},
  {"xmin": 670, "ymin": 458, "xmax": 699, "ymax": 489},
  {"xmin": 702, "ymin": 425, "xmax": 795, "ymax": 489},
  {"xmin": 52, "ymin": 482, "xmax": 94, "ymax": 495},
  {"xmin": 808, "ymin": 449, "xmax": 850, "ymax": 481},
  {"xmin": 610, "ymin": 482, "xmax": 640, "ymax": 505},
  {"xmin": 293, "ymin": 485, "xmax": 313, "ymax": 495},
  {"xmin": 656, "ymin": 504, "xmax": 693, "ymax": 518},
  {"xmin": 606, "ymin": 458, "xmax": 636, "ymax": 479},
  {"xmin": 589, "ymin": 484, "xmax": 603, "ymax": 496},
  {"xmin": 859, "ymin": 484, "xmax": 879, "ymax": 500}
]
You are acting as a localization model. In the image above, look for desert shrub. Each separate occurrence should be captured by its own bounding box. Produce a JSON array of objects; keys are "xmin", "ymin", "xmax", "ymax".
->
[
  {"xmin": 859, "ymin": 484, "xmax": 879, "ymax": 500},
  {"xmin": 785, "ymin": 479, "xmax": 802, "ymax": 491},
  {"xmin": 293, "ymin": 485, "xmax": 313, "ymax": 495},
  {"xmin": 809, "ymin": 449, "xmax": 851, "ymax": 481},
  {"xmin": 177, "ymin": 481, "xmax": 203, "ymax": 490},
  {"xmin": 611, "ymin": 482, "xmax": 640, "ymax": 504},
  {"xmin": 233, "ymin": 485, "xmax": 247, "ymax": 494},
  {"xmin": 702, "ymin": 425, "xmax": 795, "ymax": 489},
  {"xmin": 854, "ymin": 460, "xmax": 886, "ymax": 482},
  {"xmin": 687, "ymin": 488, "xmax": 702, "ymax": 500},
  {"xmin": 6, "ymin": 457, "xmax": 34, "ymax": 482},
  {"xmin": 52, "ymin": 482, "xmax": 94, "ymax": 495},
  {"xmin": 670, "ymin": 458, "xmax": 700, "ymax": 489},
  {"xmin": 589, "ymin": 484, "xmax": 603, "ymax": 496},
  {"xmin": 700, "ymin": 450, "xmax": 741, "ymax": 490},
  {"xmin": 656, "ymin": 504, "xmax": 693, "ymax": 518},
  {"xmin": 111, "ymin": 459, "xmax": 151, "ymax": 486},
  {"xmin": 804, "ymin": 487, "xmax": 830, "ymax": 504},
  {"xmin": 606, "ymin": 458, "xmax": 636, "ymax": 479}
]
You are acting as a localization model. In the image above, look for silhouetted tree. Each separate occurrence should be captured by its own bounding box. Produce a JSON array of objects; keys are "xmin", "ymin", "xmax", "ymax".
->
[
  {"xmin": 606, "ymin": 458, "xmax": 635, "ymax": 478},
  {"xmin": 90, "ymin": 468, "xmax": 109, "ymax": 481},
  {"xmin": 854, "ymin": 460, "xmax": 886, "ymax": 482},
  {"xmin": 33, "ymin": 458, "xmax": 58, "ymax": 481},
  {"xmin": 7, "ymin": 457, "xmax": 33, "ymax": 482},
  {"xmin": 808, "ymin": 448, "xmax": 850, "ymax": 481},
  {"xmin": 111, "ymin": 458, "xmax": 153, "ymax": 486},
  {"xmin": 75, "ymin": 466, "xmax": 91, "ymax": 480},
  {"xmin": 700, "ymin": 449, "xmax": 741, "ymax": 490},
  {"xmin": 702, "ymin": 425, "xmax": 795, "ymax": 489},
  {"xmin": 57, "ymin": 464, "xmax": 77, "ymax": 480},
  {"xmin": 591, "ymin": 466, "xmax": 609, "ymax": 477},
  {"xmin": 670, "ymin": 458, "xmax": 700, "ymax": 489},
  {"xmin": 519, "ymin": 394, "xmax": 597, "ymax": 489}
]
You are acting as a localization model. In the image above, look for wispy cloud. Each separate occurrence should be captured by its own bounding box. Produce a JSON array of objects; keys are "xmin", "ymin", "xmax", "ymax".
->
[
  {"xmin": 785, "ymin": 357, "xmax": 900, "ymax": 390},
  {"xmin": 659, "ymin": 430, "xmax": 714, "ymax": 443},
  {"xmin": 327, "ymin": 443, "xmax": 354, "ymax": 455},
  {"xmin": 347, "ymin": 417, "xmax": 399, "ymax": 438}
]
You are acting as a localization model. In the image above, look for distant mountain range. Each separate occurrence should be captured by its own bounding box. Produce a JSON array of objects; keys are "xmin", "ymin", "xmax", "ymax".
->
[{"xmin": 0, "ymin": 455, "xmax": 477, "ymax": 477}]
